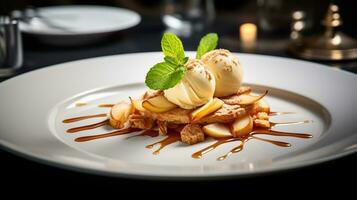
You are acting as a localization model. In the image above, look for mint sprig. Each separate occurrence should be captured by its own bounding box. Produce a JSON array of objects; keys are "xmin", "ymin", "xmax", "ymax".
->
[
  {"xmin": 145, "ymin": 33, "xmax": 188, "ymax": 90},
  {"xmin": 161, "ymin": 33, "xmax": 185, "ymax": 63},
  {"xmin": 196, "ymin": 33, "xmax": 218, "ymax": 59},
  {"xmin": 145, "ymin": 32, "xmax": 219, "ymax": 90},
  {"xmin": 145, "ymin": 62, "xmax": 186, "ymax": 90}
]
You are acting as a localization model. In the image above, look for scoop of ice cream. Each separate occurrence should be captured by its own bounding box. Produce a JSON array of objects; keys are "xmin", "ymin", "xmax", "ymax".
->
[
  {"xmin": 201, "ymin": 49, "xmax": 243, "ymax": 97},
  {"xmin": 164, "ymin": 59, "xmax": 216, "ymax": 109}
]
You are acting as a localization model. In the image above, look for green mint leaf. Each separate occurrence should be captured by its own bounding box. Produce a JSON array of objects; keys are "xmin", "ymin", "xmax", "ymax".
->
[
  {"xmin": 164, "ymin": 56, "xmax": 179, "ymax": 66},
  {"xmin": 161, "ymin": 33, "xmax": 185, "ymax": 62},
  {"xmin": 196, "ymin": 33, "xmax": 219, "ymax": 59},
  {"xmin": 145, "ymin": 33, "xmax": 189, "ymax": 90},
  {"xmin": 164, "ymin": 56, "xmax": 189, "ymax": 66},
  {"xmin": 182, "ymin": 57, "xmax": 189, "ymax": 65},
  {"xmin": 145, "ymin": 62, "xmax": 186, "ymax": 90}
]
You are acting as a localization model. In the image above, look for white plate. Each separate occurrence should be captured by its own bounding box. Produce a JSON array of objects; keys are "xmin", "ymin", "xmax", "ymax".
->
[
  {"xmin": 0, "ymin": 52, "xmax": 357, "ymax": 179},
  {"xmin": 20, "ymin": 5, "xmax": 141, "ymax": 45}
]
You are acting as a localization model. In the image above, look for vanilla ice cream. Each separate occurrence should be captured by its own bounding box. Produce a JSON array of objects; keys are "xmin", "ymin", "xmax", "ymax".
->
[
  {"xmin": 164, "ymin": 59, "xmax": 216, "ymax": 109},
  {"xmin": 201, "ymin": 49, "xmax": 243, "ymax": 97}
]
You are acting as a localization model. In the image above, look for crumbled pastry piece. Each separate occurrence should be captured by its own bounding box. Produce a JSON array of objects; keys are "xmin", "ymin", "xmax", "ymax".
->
[
  {"xmin": 129, "ymin": 114, "xmax": 155, "ymax": 129},
  {"xmin": 237, "ymin": 86, "xmax": 252, "ymax": 95},
  {"xmin": 167, "ymin": 123, "xmax": 185, "ymax": 132},
  {"xmin": 254, "ymin": 119, "xmax": 270, "ymax": 128},
  {"xmin": 143, "ymin": 108, "xmax": 191, "ymax": 124},
  {"xmin": 180, "ymin": 124, "xmax": 205, "ymax": 145},
  {"xmin": 252, "ymin": 114, "xmax": 257, "ymax": 120},
  {"xmin": 256, "ymin": 112, "xmax": 269, "ymax": 120},
  {"xmin": 221, "ymin": 94, "xmax": 241, "ymax": 105},
  {"xmin": 109, "ymin": 118, "xmax": 126, "ymax": 129},
  {"xmin": 250, "ymin": 99, "xmax": 270, "ymax": 114},
  {"xmin": 157, "ymin": 121, "xmax": 168, "ymax": 135},
  {"xmin": 194, "ymin": 104, "xmax": 246, "ymax": 124}
]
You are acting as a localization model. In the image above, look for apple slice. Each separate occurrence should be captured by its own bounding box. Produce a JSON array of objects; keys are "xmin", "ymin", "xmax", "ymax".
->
[
  {"xmin": 109, "ymin": 102, "xmax": 134, "ymax": 129},
  {"xmin": 203, "ymin": 123, "xmax": 232, "ymax": 138},
  {"xmin": 130, "ymin": 97, "xmax": 146, "ymax": 112},
  {"xmin": 231, "ymin": 115, "xmax": 253, "ymax": 137},
  {"xmin": 238, "ymin": 90, "xmax": 268, "ymax": 106},
  {"xmin": 252, "ymin": 99, "xmax": 270, "ymax": 114},
  {"xmin": 142, "ymin": 95, "xmax": 177, "ymax": 113},
  {"xmin": 191, "ymin": 98, "xmax": 224, "ymax": 122},
  {"xmin": 147, "ymin": 95, "xmax": 177, "ymax": 108}
]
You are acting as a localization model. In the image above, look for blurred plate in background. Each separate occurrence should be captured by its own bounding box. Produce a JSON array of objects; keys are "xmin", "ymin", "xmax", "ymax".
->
[{"xmin": 19, "ymin": 5, "xmax": 141, "ymax": 45}]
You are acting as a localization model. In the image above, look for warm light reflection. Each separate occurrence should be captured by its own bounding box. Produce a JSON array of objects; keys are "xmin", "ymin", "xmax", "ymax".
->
[
  {"xmin": 240, "ymin": 23, "xmax": 257, "ymax": 49},
  {"xmin": 331, "ymin": 35, "xmax": 341, "ymax": 45}
]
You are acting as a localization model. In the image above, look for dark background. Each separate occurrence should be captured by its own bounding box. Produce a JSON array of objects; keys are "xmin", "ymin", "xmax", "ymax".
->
[{"xmin": 1, "ymin": 0, "xmax": 357, "ymax": 193}]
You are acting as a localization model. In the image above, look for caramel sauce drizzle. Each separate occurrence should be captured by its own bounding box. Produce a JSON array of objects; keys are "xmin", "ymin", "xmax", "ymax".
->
[
  {"xmin": 251, "ymin": 129, "xmax": 312, "ymax": 138},
  {"xmin": 62, "ymin": 109, "xmax": 312, "ymax": 160},
  {"xmin": 269, "ymin": 111, "xmax": 295, "ymax": 116},
  {"xmin": 62, "ymin": 113, "xmax": 107, "ymax": 123},
  {"xmin": 192, "ymin": 126, "xmax": 312, "ymax": 161},
  {"xmin": 66, "ymin": 119, "xmax": 109, "ymax": 133},
  {"xmin": 145, "ymin": 131, "xmax": 181, "ymax": 155},
  {"xmin": 75, "ymin": 102, "xmax": 88, "ymax": 107},
  {"xmin": 75, "ymin": 128, "xmax": 139, "ymax": 142},
  {"xmin": 126, "ymin": 129, "xmax": 160, "ymax": 139},
  {"xmin": 192, "ymin": 137, "xmax": 240, "ymax": 159},
  {"xmin": 270, "ymin": 120, "xmax": 312, "ymax": 127},
  {"xmin": 98, "ymin": 104, "xmax": 115, "ymax": 108}
]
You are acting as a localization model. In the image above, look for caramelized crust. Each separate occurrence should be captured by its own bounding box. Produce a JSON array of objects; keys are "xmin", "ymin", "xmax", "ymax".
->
[
  {"xmin": 157, "ymin": 121, "xmax": 168, "ymax": 135},
  {"xmin": 180, "ymin": 124, "xmax": 205, "ymax": 145},
  {"xmin": 129, "ymin": 114, "xmax": 155, "ymax": 129},
  {"xmin": 143, "ymin": 108, "xmax": 191, "ymax": 124},
  {"xmin": 221, "ymin": 86, "xmax": 252, "ymax": 105},
  {"xmin": 194, "ymin": 104, "xmax": 246, "ymax": 124},
  {"xmin": 237, "ymin": 86, "xmax": 252, "ymax": 95}
]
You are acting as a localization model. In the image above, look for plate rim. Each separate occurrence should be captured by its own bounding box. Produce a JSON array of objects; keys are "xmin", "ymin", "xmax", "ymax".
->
[{"xmin": 1, "ymin": 138, "xmax": 356, "ymax": 180}]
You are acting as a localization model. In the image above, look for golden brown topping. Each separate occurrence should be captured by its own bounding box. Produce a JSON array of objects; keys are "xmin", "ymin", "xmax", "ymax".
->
[
  {"xmin": 129, "ymin": 114, "xmax": 155, "ymax": 129},
  {"xmin": 251, "ymin": 99, "xmax": 270, "ymax": 114},
  {"xmin": 180, "ymin": 124, "xmax": 205, "ymax": 145},
  {"xmin": 157, "ymin": 121, "xmax": 168, "ymax": 135},
  {"xmin": 254, "ymin": 119, "xmax": 271, "ymax": 128},
  {"xmin": 194, "ymin": 104, "xmax": 246, "ymax": 124},
  {"xmin": 256, "ymin": 112, "xmax": 269, "ymax": 120},
  {"xmin": 143, "ymin": 107, "xmax": 191, "ymax": 124},
  {"xmin": 237, "ymin": 86, "xmax": 252, "ymax": 95}
]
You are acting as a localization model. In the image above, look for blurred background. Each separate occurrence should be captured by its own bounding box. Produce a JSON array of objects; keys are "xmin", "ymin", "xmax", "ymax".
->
[
  {"xmin": 1, "ymin": 0, "xmax": 355, "ymax": 35},
  {"xmin": 0, "ymin": 0, "xmax": 356, "ymax": 76}
]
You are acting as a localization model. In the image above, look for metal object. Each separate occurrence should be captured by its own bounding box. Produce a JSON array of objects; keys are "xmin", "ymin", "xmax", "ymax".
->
[
  {"xmin": 289, "ymin": 3, "xmax": 357, "ymax": 60},
  {"xmin": 0, "ymin": 16, "xmax": 23, "ymax": 77}
]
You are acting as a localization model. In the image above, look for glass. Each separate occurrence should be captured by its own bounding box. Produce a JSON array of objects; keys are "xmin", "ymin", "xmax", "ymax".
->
[
  {"xmin": 0, "ymin": 16, "xmax": 23, "ymax": 77},
  {"xmin": 257, "ymin": 0, "xmax": 312, "ymax": 35},
  {"xmin": 162, "ymin": 0, "xmax": 215, "ymax": 36}
]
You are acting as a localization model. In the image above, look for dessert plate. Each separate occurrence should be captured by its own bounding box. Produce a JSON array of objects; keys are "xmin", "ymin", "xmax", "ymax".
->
[{"xmin": 0, "ymin": 52, "xmax": 356, "ymax": 179}]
